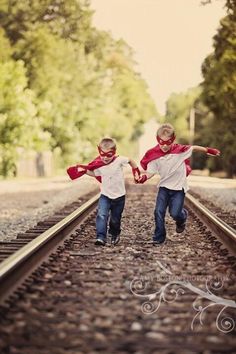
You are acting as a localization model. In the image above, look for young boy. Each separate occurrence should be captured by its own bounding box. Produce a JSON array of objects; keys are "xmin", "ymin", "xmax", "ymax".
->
[
  {"xmin": 67, "ymin": 137, "xmax": 140, "ymax": 246},
  {"xmin": 138, "ymin": 123, "xmax": 220, "ymax": 245}
]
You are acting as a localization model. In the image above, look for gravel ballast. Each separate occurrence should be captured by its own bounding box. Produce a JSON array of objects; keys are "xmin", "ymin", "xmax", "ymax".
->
[{"xmin": 0, "ymin": 176, "xmax": 99, "ymax": 241}]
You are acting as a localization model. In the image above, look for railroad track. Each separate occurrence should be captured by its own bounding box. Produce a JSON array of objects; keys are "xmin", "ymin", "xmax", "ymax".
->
[
  {"xmin": 0, "ymin": 193, "xmax": 100, "ymax": 304},
  {"xmin": 188, "ymin": 189, "xmax": 236, "ymax": 231},
  {"xmin": 185, "ymin": 193, "xmax": 236, "ymax": 254},
  {"xmin": 0, "ymin": 182, "xmax": 235, "ymax": 353}
]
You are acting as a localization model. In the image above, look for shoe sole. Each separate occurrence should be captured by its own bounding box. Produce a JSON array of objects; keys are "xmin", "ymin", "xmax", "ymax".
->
[
  {"xmin": 153, "ymin": 240, "xmax": 165, "ymax": 246},
  {"xmin": 95, "ymin": 239, "xmax": 106, "ymax": 246}
]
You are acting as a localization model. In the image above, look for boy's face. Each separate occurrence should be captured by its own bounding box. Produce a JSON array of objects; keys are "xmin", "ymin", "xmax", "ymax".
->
[
  {"xmin": 157, "ymin": 134, "xmax": 175, "ymax": 153},
  {"xmin": 98, "ymin": 146, "xmax": 116, "ymax": 164}
]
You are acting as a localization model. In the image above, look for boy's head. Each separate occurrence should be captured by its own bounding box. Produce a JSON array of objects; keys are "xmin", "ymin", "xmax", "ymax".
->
[
  {"xmin": 156, "ymin": 123, "xmax": 175, "ymax": 153},
  {"xmin": 98, "ymin": 137, "xmax": 116, "ymax": 164}
]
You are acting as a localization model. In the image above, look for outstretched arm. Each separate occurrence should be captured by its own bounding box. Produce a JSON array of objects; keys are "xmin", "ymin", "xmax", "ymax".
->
[
  {"xmin": 192, "ymin": 146, "xmax": 220, "ymax": 156},
  {"xmin": 192, "ymin": 145, "xmax": 207, "ymax": 153},
  {"xmin": 85, "ymin": 169, "xmax": 102, "ymax": 183}
]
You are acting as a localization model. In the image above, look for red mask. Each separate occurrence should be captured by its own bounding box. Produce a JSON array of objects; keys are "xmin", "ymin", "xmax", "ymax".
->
[
  {"xmin": 157, "ymin": 135, "xmax": 175, "ymax": 146},
  {"xmin": 98, "ymin": 146, "xmax": 116, "ymax": 158}
]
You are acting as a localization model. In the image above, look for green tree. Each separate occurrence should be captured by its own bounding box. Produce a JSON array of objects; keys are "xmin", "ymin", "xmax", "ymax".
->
[
  {"xmin": 0, "ymin": 0, "xmax": 158, "ymax": 174},
  {"xmin": 0, "ymin": 60, "xmax": 40, "ymax": 176},
  {"xmin": 15, "ymin": 26, "xmax": 86, "ymax": 155},
  {"xmin": 0, "ymin": 27, "xmax": 12, "ymax": 61},
  {"xmin": 0, "ymin": 0, "xmax": 93, "ymax": 44},
  {"xmin": 165, "ymin": 87, "xmax": 202, "ymax": 143},
  {"xmin": 201, "ymin": 1, "xmax": 236, "ymax": 176}
]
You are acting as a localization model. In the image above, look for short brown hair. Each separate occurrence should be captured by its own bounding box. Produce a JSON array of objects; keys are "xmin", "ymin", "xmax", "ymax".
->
[
  {"xmin": 156, "ymin": 123, "xmax": 175, "ymax": 138},
  {"xmin": 98, "ymin": 137, "xmax": 116, "ymax": 150}
]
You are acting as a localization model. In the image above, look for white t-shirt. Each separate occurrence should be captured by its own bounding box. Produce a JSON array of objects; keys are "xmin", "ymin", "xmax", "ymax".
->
[
  {"xmin": 147, "ymin": 147, "xmax": 193, "ymax": 192},
  {"xmin": 94, "ymin": 156, "xmax": 129, "ymax": 199}
]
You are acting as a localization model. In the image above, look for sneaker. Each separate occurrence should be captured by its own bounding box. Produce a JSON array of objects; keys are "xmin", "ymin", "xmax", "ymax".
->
[
  {"xmin": 153, "ymin": 239, "xmax": 165, "ymax": 246},
  {"xmin": 111, "ymin": 234, "xmax": 120, "ymax": 245},
  {"xmin": 176, "ymin": 222, "xmax": 186, "ymax": 233},
  {"xmin": 95, "ymin": 238, "xmax": 106, "ymax": 246}
]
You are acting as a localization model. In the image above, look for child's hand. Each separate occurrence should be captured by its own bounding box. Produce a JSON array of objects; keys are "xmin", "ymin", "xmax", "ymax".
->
[
  {"xmin": 67, "ymin": 165, "xmax": 87, "ymax": 180},
  {"xmin": 132, "ymin": 167, "xmax": 141, "ymax": 183},
  {"xmin": 136, "ymin": 175, "xmax": 148, "ymax": 184},
  {"xmin": 206, "ymin": 147, "xmax": 221, "ymax": 156}
]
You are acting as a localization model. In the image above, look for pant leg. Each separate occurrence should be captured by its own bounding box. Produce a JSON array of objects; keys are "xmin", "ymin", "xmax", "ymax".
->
[
  {"xmin": 168, "ymin": 189, "xmax": 187, "ymax": 225},
  {"xmin": 109, "ymin": 195, "xmax": 126, "ymax": 236},
  {"xmin": 96, "ymin": 194, "xmax": 111, "ymax": 241},
  {"xmin": 154, "ymin": 187, "xmax": 169, "ymax": 242}
]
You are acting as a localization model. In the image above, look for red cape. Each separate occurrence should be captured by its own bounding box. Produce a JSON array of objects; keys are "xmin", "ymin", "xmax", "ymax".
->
[
  {"xmin": 67, "ymin": 156, "xmax": 117, "ymax": 182},
  {"xmin": 140, "ymin": 144, "xmax": 192, "ymax": 176}
]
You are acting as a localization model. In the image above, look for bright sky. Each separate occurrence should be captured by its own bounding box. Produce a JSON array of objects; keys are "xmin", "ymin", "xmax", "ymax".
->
[{"xmin": 90, "ymin": 0, "xmax": 225, "ymax": 114}]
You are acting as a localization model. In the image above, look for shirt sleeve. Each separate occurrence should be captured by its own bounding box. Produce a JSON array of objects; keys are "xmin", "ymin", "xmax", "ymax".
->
[
  {"xmin": 147, "ymin": 160, "xmax": 158, "ymax": 174},
  {"xmin": 179, "ymin": 146, "xmax": 193, "ymax": 161},
  {"xmin": 94, "ymin": 168, "xmax": 101, "ymax": 176},
  {"xmin": 119, "ymin": 156, "xmax": 130, "ymax": 166}
]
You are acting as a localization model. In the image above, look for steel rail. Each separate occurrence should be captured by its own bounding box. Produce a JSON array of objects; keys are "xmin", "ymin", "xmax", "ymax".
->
[
  {"xmin": 185, "ymin": 193, "xmax": 236, "ymax": 254},
  {"xmin": 0, "ymin": 193, "xmax": 100, "ymax": 303}
]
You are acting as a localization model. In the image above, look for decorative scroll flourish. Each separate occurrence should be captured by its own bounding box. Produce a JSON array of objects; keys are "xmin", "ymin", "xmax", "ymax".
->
[{"xmin": 130, "ymin": 261, "xmax": 236, "ymax": 333}]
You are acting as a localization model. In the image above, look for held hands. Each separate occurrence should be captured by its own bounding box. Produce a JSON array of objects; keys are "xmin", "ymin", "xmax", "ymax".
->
[
  {"xmin": 132, "ymin": 167, "xmax": 148, "ymax": 184},
  {"xmin": 206, "ymin": 147, "xmax": 221, "ymax": 156},
  {"xmin": 136, "ymin": 174, "xmax": 148, "ymax": 184}
]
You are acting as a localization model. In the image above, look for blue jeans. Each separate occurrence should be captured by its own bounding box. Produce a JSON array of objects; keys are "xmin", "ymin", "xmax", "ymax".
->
[
  {"xmin": 96, "ymin": 194, "xmax": 125, "ymax": 241},
  {"xmin": 154, "ymin": 187, "xmax": 187, "ymax": 242}
]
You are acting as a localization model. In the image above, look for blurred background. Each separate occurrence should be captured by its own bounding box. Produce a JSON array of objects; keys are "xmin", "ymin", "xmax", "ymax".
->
[{"xmin": 0, "ymin": 0, "xmax": 235, "ymax": 179}]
